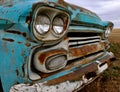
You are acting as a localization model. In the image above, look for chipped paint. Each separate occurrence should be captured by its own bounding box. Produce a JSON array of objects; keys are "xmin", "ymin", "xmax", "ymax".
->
[
  {"xmin": 2, "ymin": 38, "xmax": 14, "ymax": 42},
  {"xmin": 10, "ymin": 81, "xmax": 83, "ymax": 92},
  {"xmin": 0, "ymin": 0, "xmax": 114, "ymax": 92},
  {"xmin": 69, "ymin": 43, "xmax": 104, "ymax": 59},
  {"xmin": 37, "ymin": 49, "xmax": 67, "ymax": 64},
  {"xmin": 10, "ymin": 51, "xmax": 112, "ymax": 92}
]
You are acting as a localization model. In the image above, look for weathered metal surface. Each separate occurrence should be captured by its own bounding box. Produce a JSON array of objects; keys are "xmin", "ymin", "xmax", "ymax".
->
[
  {"xmin": 0, "ymin": 19, "xmax": 13, "ymax": 30},
  {"xmin": 37, "ymin": 49, "xmax": 67, "ymax": 64},
  {"xmin": 45, "ymin": 52, "xmax": 113, "ymax": 85},
  {"xmin": 0, "ymin": 0, "xmax": 114, "ymax": 92},
  {"xmin": 69, "ymin": 42, "xmax": 105, "ymax": 59},
  {"xmin": 0, "ymin": 30, "xmax": 36, "ymax": 92},
  {"xmin": 33, "ymin": 51, "xmax": 104, "ymax": 79},
  {"xmin": 0, "ymin": 0, "xmax": 112, "ymax": 28},
  {"xmin": 46, "ymin": 63, "xmax": 98, "ymax": 85},
  {"xmin": 31, "ymin": 52, "xmax": 113, "ymax": 84},
  {"xmin": 10, "ymin": 80, "xmax": 83, "ymax": 92},
  {"xmin": 9, "ymin": 51, "xmax": 113, "ymax": 92}
]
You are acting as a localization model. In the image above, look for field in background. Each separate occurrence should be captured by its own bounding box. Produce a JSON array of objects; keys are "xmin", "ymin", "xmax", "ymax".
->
[
  {"xmin": 109, "ymin": 28, "xmax": 120, "ymax": 43},
  {"xmin": 80, "ymin": 29, "xmax": 120, "ymax": 92}
]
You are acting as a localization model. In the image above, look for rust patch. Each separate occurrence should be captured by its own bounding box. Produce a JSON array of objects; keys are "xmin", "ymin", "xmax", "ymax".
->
[
  {"xmin": 69, "ymin": 43, "xmax": 104, "ymax": 58},
  {"xmin": 64, "ymin": 36, "xmax": 68, "ymax": 40},
  {"xmin": 22, "ymin": 63, "xmax": 25, "ymax": 77},
  {"xmin": 6, "ymin": 30, "xmax": 27, "ymax": 37},
  {"xmin": 16, "ymin": 70, "xmax": 19, "ymax": 76},
  {"xmin": 57, "ymin": 0, "xmax": 68, "ymax": 8},
  {"xmin": 18, "ymin": 42, "xmax": 22, "ymax": 44},
  {"xmin": 38, "ymin": 49, "xmax": 67, "ymax": 64},
  {"xmin": 22, "ymin": 32, "xmax": 27, "ymax": 37},
  {"xmin": 25, "ymin": 43, "xmax": 31, "ymax": 47},
  {"xmin": 12, "ymin": 49, "xmax": 14, "ymax": 53},
  {"xmin": 47, "ymin": 62, "xmax": 98, "ymax": 85},
  {"xmin": 39, "ymin": 69, "xmax": 62, "ymax": 79},
  {"xmin": 39, "ymin": 52, "xmax": 103, "ymax": 79},
  {"xmin": 6, "ymin": 30, "xmax": 21, "ymax": 35},
  {"xmin": 99, "ymin": 55, "xmax": 111, "ymax": 64},
  {"xmin": 2, "ymin": 38, "xmax": 14, "ymax": 42}
]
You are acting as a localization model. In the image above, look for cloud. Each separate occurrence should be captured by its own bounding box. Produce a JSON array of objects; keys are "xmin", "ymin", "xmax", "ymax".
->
[{"xmin": 65, "ymin": 0, "xmax": 120, "ymax": 28}]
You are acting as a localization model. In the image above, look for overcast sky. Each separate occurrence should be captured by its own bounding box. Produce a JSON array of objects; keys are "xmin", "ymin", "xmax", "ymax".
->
[{"xmin": 65, "ymin": 0, "xmax": 120, "ymax": 28}]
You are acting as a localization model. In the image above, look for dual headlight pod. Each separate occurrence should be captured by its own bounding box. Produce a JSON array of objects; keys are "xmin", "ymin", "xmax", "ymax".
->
[
  {"xmin": 35, "ymin": 15, "xmax": 64, "ymax": 35},
  {"xmin": 33, "ymin": 7, "xmax": 69, "ymax": 41}
]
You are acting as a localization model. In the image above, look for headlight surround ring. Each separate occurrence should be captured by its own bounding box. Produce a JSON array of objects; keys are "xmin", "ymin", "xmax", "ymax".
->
[
  {"xmin": 32, "ymin": 7, "xmax": 52, "ymax": 41},
  {"xmin": 32, "ymin": 6, "xmax": 70, "ymax": 42},
  {"xmin": 33, "ymin": 49, "xmax": 67, "ymax": 73}
]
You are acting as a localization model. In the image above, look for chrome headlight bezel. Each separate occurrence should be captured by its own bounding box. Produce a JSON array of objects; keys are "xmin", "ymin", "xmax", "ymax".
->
[
  {"xmin": 32, "ymin": 7, "xmax": 51, "ymax": 41},
  {"xmin": 33, "ymin": 49, "xmax": 67, "ymax": 73},
  {"xmin": 32, "ymin": 6, "xmax": 70, "ymax": 42}
]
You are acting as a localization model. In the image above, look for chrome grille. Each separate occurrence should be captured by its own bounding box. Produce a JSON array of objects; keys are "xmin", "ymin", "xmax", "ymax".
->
[{"xmin": 68, "ymin": 32, "xmax": 101, "ymax": 48}]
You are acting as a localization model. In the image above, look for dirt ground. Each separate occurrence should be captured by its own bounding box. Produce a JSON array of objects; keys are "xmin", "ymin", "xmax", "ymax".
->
[{"xmin": 80, "ymin": 28, "xmax": 120, "ymax": 92}]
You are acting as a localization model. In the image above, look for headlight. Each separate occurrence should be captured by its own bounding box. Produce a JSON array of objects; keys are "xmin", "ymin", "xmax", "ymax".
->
[
  {"xmin": 32, "ymin": 7, "xmax": 70, "ymax": 41},
  {"xmin": 34, "ymin": 15, "xmax": 50, "ymax": 35},
  {"xmin": 53, "ymin": 17, "xmax": 64, "ymax": 35},
  {"xmin": 45, "ymin": 55, "xmax": 67, "ymax": 70},
  {"xmin": 105, "ymin": 27, "xmax": 111, "ymax": 37},
  {"xmin": 33, "ymin": 49, "xmax": 67, "ymax": 73}
]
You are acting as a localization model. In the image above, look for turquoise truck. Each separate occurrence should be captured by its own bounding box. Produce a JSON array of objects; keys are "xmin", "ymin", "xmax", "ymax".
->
[{"xmin": 0, "ymin": 0, "xmax": 114, "ymax": 92}]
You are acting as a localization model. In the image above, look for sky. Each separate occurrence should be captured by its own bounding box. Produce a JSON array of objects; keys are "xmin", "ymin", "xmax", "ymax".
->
[{"xmin": 65, "ymin": 0, "xmax": 120, "ymax": 28}]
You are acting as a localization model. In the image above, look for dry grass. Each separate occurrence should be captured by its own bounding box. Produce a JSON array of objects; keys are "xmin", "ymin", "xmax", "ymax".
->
[{"xmin": 109, "ymin": 28, "xmax": 120, "ymax": 43}]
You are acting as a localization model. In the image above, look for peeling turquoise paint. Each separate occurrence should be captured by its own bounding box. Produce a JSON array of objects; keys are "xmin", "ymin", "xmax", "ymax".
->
[
  {"xmin": 0, "ymin": 0, "xmax": 110, "ymax": 28},
  {"xmin": 0, "ymin": 0, "xmax": 113, "ymax": 92},
  {"xmin": 0, "ymin": 29, "xmax": 37, "ymax": 92},
  {"xmin": 68, "ymin": 6, "xmax": 80, "ymax": 19}
]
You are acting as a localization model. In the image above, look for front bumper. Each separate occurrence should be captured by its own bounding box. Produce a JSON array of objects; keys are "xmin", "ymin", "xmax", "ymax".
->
[{"xmin": 10, "ymin": 52, "xmax": 114, "ymax": 92}]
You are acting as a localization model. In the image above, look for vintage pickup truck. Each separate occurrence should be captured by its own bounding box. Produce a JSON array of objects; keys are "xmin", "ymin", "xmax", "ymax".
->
[{"xmin": 0, "ymin": 0, "xmax": 114, "ymax": 92}]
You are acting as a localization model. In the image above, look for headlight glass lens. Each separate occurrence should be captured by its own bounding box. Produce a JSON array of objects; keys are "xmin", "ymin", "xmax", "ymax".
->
[
  {"xmin": 105, "ymin": 27, "xmax": 111, "ymax": 37},
  {"xmin": 46, "ymin": 55, "xmax": 67, "ymax": 70},
  {"xmin": 35, "ymin": 15, "xmax": 50, "ymax": 35},
  {"xmin": 53, "ymin": 17, "xmax": 64, "ymax": 35}
]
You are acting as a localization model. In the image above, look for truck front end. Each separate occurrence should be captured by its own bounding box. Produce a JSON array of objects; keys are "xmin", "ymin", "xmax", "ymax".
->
[{"xmin": 0, "ymin": 0, "xmax": 114, "ymax": 92}]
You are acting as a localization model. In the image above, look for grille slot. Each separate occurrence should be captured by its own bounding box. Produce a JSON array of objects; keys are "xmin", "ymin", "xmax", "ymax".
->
[{"xmin": 68, "ymin": 32, "xmax": 101, "ymax": 48}]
